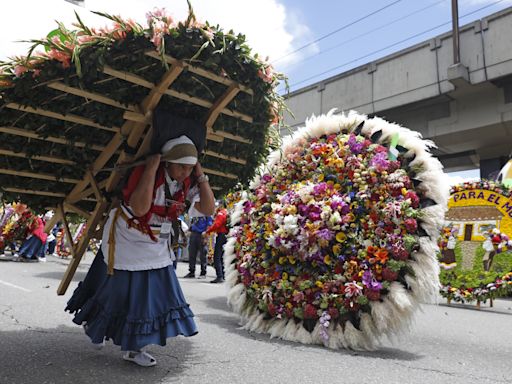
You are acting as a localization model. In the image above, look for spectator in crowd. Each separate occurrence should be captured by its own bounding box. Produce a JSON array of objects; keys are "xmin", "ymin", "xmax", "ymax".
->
[
  {"xmin": 183, "ymin": 213, "xmax": 212, "ymax": 279},
  {"xmin": 205, "ymin": 203, "xmax": 228, "ymax": 283}
]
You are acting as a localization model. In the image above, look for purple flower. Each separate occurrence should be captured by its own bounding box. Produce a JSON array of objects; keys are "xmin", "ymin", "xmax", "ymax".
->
[
  {"xmin": 370, "ymin": 152, "xmax": 390, "ymax": 172},
  {"xmin": 362, "ymin": 270, "xmax": 383, "ymax": 291},
  {"xmin": 313, "ymin": 182, "xmax": 328, "ymax": 196},
  {"xmin": 317, "ymin": 228, "xmax": 334, "ymax": 241},
  {"xmin": 261, "ymin": 174, "xmax": 272, "ymax": 183},
  {"xmin": 348, "ymin": 134, "xmax": 364, "ymax": 154}
]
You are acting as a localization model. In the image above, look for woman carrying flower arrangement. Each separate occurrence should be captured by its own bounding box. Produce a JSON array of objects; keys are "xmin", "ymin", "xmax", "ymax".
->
[
  {"xmin": 15, "ymin": 213, "xmax": 47, "ymax": 262},
  {"xmin": 66, "ymin": 135, "xmax": 215, "ymax": 367}
]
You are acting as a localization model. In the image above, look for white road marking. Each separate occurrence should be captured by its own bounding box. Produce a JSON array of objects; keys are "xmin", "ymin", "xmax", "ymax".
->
[{"xmin": 0, "ymin": 279, "xmax": 31, "ymax": 292}]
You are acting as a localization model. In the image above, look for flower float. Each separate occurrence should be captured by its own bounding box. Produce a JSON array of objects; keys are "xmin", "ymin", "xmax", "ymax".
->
[
  {"xmin": 225, "ymin": 110, "xmax": 449, "ymax": 350},
  {"xmin": 440, "ymin": 271, "xmax": 512, "ymax": 304},
  {"xmin": 0, "ymin": 5, "xmax": 286, "ymax": 211}
]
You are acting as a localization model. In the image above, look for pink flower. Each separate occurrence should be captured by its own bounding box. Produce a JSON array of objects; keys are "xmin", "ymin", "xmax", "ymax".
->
[
  {"xmin": 344, "ymin": 282, "xmax": 363, "ymax": 298},
  {"xmin": 404, "ymin": 218, "xmax": 417, "ymax": 232},
  {"xmin": 257, "ymin": 65, "xmax": 274, "ymax": 83},
  {"xmin": 14, "ymin": 65, "xmax": 28, "ymax": 77}
]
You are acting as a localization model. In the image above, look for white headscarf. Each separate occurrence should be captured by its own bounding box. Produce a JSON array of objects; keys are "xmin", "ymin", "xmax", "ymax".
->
[{"xmin": 160, "ymin": 135, "xmax": 198, "ymax": 165}]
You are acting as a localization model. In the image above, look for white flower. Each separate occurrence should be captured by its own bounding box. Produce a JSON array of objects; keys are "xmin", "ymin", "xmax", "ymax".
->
[
  {"xmin": 321, "ymin": 205, "xmax": 333, "ymax": 221},
  {"xmin": 329, "ymin": 211, "xmax": 342, "ymax": 226},
  {"xmin": 283, "ymin": 214, "xmax": 299, "ymax": 235}
]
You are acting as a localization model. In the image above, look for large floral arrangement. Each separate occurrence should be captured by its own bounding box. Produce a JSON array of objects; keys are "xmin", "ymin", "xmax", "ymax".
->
[
  {"xmin": 3, "ymin": 208, "xmax": 36, "ymax": 243},
  {"xmin": 225, "ymin": 111, "xmax": 448, "ymax": 350},
  {"xmin": 440, "ymin": 271, "xmax": 512, "ymax": 303},
  {"xmin": 450, "ymin": 180, "xmax": 511, "ymax": 197},
  {"xmin": 0, "ymin": 5, "xmax": 286, "ymax": 210}
]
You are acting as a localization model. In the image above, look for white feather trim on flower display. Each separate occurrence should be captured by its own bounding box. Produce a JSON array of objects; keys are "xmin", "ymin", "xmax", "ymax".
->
[{"xmin": 225, "ymin": 110, "xmax": 448, "ymax": 350}]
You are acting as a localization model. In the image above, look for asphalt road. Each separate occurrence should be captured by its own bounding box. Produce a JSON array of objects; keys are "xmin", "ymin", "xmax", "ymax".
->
[{"xmin": 0, "ymin": 254, "xmax": 511, "ymax": 384}]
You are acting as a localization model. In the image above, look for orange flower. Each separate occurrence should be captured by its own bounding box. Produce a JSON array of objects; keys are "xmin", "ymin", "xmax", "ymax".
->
[
  {"xmin": 245, "ymin": 230, "xmax": 256, "ymax": 242},
  {"xmin": 367, "ymin": 245, "xmax": 378, "ymax": 255},
  {"xmin": 375, "ymin": 248, "xmax": 389, "ymax": 263}
]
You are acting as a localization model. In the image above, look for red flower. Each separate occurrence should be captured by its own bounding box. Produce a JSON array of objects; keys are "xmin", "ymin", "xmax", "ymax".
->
[
  {"xmin": 328, "ymin": 307, "xmax": 339, "ymax": 319},
  {"xmin": 382, "ymin": 268, "xmax": 399, "ymax": 281},
  {"xmin": 366, "ymin": 289, "xmax": 381, "ymax": 301},
  {"xmin": 405, "ymin": 191, "xmax": 420, "ymax": 208},
  {"xmin": 304, "ymin": 304, "xmax": 318, "ymax": 319},
  {"xmin": 404, "ymin": 218, "xmax": 417, "ymax": 232}
]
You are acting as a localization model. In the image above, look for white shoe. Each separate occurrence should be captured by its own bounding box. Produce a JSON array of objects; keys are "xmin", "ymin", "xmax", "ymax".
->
[
  {"xmin": 123, "ymin": 351, "xmax": 157, "ymax": 367},
  {"xmin": 38, "ymin": 257, "xmax": 47, "ymax": 263},
  {"xmin": 92, "ymin": 340, "xmax": 105, "ymax": 350}
]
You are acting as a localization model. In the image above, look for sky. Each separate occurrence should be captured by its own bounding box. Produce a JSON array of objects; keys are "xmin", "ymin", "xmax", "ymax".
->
[{"xmin": 1, "ymin": 0, "xmax": 510, "ymax": 182}]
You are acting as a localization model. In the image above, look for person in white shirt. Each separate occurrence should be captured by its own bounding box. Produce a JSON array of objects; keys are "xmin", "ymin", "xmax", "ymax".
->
[{"xmin": 66, "ymin": 135, "xmax": 214, "ymax": 367}]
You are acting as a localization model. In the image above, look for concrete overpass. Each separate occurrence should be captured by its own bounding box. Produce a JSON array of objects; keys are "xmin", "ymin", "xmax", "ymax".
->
[{"xmin": 283, "ymin": 6, "xmax": 512, "ymax": 177}]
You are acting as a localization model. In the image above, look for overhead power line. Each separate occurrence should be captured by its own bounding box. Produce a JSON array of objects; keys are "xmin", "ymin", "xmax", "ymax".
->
[
  {"xmin": 283, "ymin": 0, "xmax": 448, "ymax": 73},
  {"xmin": 272, "ymin": 0, "xmax": 404, "ymax": 64},
  {"xmin": 283, "ymin": 0, "xmax": 505, "ymax": 92}
]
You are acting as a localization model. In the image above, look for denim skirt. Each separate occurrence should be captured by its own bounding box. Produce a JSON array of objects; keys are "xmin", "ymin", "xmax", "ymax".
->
[
  {"xmin": 66, "ymin": 250, "xmax": 197, "ymax": 351},
  {"xmin": 18, "ymin": 236, "xmax": 44, "ymax": 259}
]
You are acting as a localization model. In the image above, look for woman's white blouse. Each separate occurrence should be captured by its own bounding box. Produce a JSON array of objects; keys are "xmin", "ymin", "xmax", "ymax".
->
[{"xmin": 101, "ymin": 171, "xmax": 200, "ymax": 271}]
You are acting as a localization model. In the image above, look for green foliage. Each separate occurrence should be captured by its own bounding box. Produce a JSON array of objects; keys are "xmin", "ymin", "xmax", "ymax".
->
[{"xmin": 0, "ymin": 9, "xmax": 287, "ymax": 211}]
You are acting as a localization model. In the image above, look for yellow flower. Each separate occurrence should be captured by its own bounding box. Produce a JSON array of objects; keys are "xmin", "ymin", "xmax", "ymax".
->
[
  {"xmin": 324, "ymin": 255, "xmax": 332, "ymax": 265},
  {"xmin": 286, "ymin": 302, "xmax": 293, "ymax": 309},
  {"xmin": 288, "ymin": 256, "xmax": 296, "ymax": 264},
  {"xmin": 332, "ymin": 244, "xmax": 341, "ymax": 254},
  {"xmin": 315, "ymin": 281, "xmax": 324, "ymax": 288},
  {"xmin": 251, "ymin": 283, "xmax": 259, "ymax": 289},
  {"xmin": 336, "ymin": 232, "xmax": 347, "ymax": 242},
  {"xmin": 282, "ymin": 272, "xmax": 289, "ymax": 280},
  {"xmin": 333, "ymin": 183, "xmax": 341, "ymax": 190},
  {"xmin": 278, "ymin": 256, "xmax": 287, "ymax": 265},
  {"xmin": 318, "ymin": 174, "xmax": 325, "ymax": 181}
]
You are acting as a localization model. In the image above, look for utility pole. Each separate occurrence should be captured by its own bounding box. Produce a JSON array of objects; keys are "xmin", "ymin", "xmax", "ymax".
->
[{"xmin": 451, "ymin": 0, "xmax": 460, "ymax": 64}]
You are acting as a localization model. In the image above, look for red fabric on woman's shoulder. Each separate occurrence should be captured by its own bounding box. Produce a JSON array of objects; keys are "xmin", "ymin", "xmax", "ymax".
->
[
  {"xmin": 122, "ymin": 164, "xmax": 148, "ymax": 204},
  {"xmin": 32, "ymin": 217, "xmax": 48, "ymax": 243}
]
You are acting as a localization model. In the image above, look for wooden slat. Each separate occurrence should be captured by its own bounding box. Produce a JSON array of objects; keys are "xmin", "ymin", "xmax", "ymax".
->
[
  {"xmin": 0, "ymin": 168, "xmax": 79, "ymax": 184},
  {"xmin": 204, "ymin": 149, "xmax": 246, "ymax": 165},
  {"xmin": 63, "ymin": 202, "xmax": 91, "ymax": 219},
  {"xmin": 205, "ymin": 84, "xmax": 241, "ymax": 129},
  {"xmin": 3, "ymin": 187, "xmax": 96, "ymax": 202},
  {"xmin": 145, "ymin": 50, "xmax": 254, "ymax": 95},
  {"xmin": 3, "ymin": 187, "xmax": 66, "ymax": 198},
  {"xmin": 66, "ymin": 132, "xmax": 124, "ymax": 203},
  {"xmin": 47, "ymin": 82, "xmax": 138, "ymax": 112},
  {"xmin": 105, "ymin": 65, "xmax": 185, "ymax": 193},
  {"xmin": 141, "ymin": 63, "xmax": 184, "ymax": 113},
  {"xmin": 68, "ymin": 180, "xmax": 108, "ymax": 203},
  {"xmin": 164, "ymin": 88, "xmax": 253, "ymax": 124},
  {"xmin": 207, "ymin": 129, "xmax": 251, "ymax": 144},
  {"xmin": 103, "ymin": 66, "xmax": 254, "ymax": 127},
  {"xmin": 0, "ymin": 126, "xmax": 106, "ymax": 151},
  {"xmin": 0, "ymin": 149, "xmax": 75, "ymax": 165},
  {"xmin": 123, "ymin": 110, "xmax": 150, "ymax": 123},
  {"xmin": 43, "ymin": 211, "xmax": 61, "ymax": 233},
  {"xmin": 103, "ymin": 65, "xmax": 153, "ymax": 88},
  {"xmin": 5, "ymin": 103, "xmax": 119, "ymax": 133},
  {"xmin": 58, "ymin": 203, "xmax": 77, "ymax": 258},
  {"xmin": 57, "ymin": 199, "xmax": 110, "ymax": 295},
  {"xmin": 86, "ymin": 169, "xmax": 104, "ymax": 202},
  {"xmin": 203, "ymin": 167, "xmax": 238, "ymax": 180}
]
